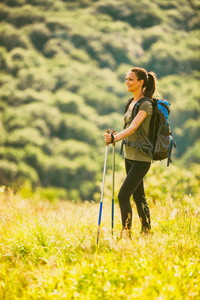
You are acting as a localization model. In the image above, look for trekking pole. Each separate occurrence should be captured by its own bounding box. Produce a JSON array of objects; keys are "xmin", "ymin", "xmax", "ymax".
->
[
  {"xmin": 111, "ymin": 129, "xmax": 116, "ymax": 236},
  {"xmin": 97, "ymin": 129, "xmax": 110, "ymax": 245}
]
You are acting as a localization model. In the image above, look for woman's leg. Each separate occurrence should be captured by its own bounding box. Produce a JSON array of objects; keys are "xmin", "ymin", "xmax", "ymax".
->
[
  {"xmin": 118, "ymin": 159, "xmax": 151, "ymax": 231},
  {"xmin": 132, "ymin": 180, "xmax": 151, "ymax": 231}
]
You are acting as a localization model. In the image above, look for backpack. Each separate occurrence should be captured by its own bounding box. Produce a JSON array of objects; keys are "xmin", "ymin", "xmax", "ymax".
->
[{"xmin": 120, "ymin": 96, "xmax": 176, "ymax": 166}]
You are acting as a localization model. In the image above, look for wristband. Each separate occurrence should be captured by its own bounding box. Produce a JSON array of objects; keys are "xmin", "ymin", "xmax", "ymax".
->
[{"xmin": 110, "ymin": 133, "xmax": 115, "ymax": 143}]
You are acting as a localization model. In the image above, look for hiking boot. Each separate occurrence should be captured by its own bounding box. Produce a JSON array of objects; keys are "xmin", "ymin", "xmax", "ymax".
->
[
  {"xmin": 120, "ymin": 228, "xmax": 132, "ymax": 240},
  {"xmin": 140, "ymin": 227, "xmax": 152, "ymax": 236}
]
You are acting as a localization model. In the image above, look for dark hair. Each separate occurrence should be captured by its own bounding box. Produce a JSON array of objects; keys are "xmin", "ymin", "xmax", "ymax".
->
[{"xmin": 131, "ymin": 67, "xmax": 156, "ymax": 99}]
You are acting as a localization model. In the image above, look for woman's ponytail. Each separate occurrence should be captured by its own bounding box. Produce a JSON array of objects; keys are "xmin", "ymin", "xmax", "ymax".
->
[{"xmin": 144, "ymin": 72, "xmax": 156, "ymax": 99}]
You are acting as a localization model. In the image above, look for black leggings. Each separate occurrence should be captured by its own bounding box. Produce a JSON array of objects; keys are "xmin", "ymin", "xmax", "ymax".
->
[{"xmin": 118, "ymin": 159, "xmax": 151, "ymax": 231}]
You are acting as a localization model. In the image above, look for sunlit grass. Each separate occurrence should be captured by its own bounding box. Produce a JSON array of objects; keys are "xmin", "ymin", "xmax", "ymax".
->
[{"xmin": 0, "ymin": 186, "xmax": 199, "ymax": 299}]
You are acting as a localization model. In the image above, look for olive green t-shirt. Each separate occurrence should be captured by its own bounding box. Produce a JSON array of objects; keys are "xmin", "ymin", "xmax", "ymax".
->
[{"xmin": 124, "ymin": 100, "xmax": 153, "ymax": 162}]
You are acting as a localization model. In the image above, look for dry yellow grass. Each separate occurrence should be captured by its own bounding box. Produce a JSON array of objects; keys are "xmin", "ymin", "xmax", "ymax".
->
[{"xmin": 0, "ymin": 186, "xmax": 199, "ymax": 299}]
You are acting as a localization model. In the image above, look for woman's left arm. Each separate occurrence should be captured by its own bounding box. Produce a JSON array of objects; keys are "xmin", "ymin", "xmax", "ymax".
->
[{"xmin": 104, "ymin": 110, "xmax": 147, "ymax": 143}]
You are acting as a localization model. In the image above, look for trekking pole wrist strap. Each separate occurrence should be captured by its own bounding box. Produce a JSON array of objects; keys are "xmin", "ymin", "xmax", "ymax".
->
[{"xmin": 110, "ymin": 133, "xmax": 115, "ymax": 143}]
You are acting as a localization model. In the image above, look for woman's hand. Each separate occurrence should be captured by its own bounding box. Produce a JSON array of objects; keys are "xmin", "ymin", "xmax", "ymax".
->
[
  {"xmin": 104, "ymin": 131, "xmax": 118, "ymax": 144},
  {"xmin": 104, "ymin": 132, "xmax": 112, "ymax": 144}
]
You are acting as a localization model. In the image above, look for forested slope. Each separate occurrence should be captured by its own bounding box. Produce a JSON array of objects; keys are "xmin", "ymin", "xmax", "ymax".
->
[{"xmin": 0, "ymin": 0, "xmax": 199, "ymax": 200}]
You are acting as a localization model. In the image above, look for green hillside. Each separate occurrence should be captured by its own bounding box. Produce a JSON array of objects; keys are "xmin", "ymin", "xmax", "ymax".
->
[{"xmin": 0, "ymin": 0, "xmax": 199, "ymax": 200}]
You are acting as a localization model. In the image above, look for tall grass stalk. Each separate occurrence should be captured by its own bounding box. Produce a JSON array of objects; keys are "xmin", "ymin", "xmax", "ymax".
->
[{"xmin": 0, "ymin": 187, "xmax": 199, "ymax": 299}]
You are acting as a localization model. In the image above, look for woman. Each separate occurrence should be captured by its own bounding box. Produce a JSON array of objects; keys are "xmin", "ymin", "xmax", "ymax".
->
[{"xmin": 104, "ymin": 67, "xmax": 156, "ymax": 237}]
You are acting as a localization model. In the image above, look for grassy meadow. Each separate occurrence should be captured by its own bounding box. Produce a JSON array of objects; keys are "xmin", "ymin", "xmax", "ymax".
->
[
  {"xmin": 1, "ymin": 1, "xmax": 199, "ymax": 299},
  {"xmin": 0, "ymin": 182, "xmax": 199, "ymax": 300}
]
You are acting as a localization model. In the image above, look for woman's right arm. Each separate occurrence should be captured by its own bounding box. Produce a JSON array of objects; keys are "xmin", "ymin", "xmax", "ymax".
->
[{"xmin": 104, "ymin": 110, "xmax": 147, "ymax": 144}]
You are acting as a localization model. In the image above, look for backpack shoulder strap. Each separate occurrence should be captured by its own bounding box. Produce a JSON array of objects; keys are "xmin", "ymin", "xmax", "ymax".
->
[
  {"xmin": 124, "ymin": 97, "xmax": 134, "ymax": 114},
  {"xmin": 132, "ymin": 97, "xmax": 154, "ymax": 150},
  {"xmin": 132, "ymin": 97, "xmax": 152, "ymax": 119}
]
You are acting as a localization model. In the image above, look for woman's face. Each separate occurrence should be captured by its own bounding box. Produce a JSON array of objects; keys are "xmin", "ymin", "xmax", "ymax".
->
[{"xmin": 125, "ymin": 71, "xmax": 143, "ymax": 93}]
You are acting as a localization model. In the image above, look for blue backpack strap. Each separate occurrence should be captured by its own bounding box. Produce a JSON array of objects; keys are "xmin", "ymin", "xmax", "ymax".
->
[{"xmin": 167, "ymin": 137, "xmax": 177, "ymax": 166}]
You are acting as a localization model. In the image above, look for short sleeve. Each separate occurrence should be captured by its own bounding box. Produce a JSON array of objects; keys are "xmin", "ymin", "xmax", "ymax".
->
[{"xmin": 139, "ymin": 101, "xmax": 153, "ymax": 116}]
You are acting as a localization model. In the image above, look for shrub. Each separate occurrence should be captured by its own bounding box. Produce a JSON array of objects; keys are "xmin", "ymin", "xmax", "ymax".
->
[
  {"xmin": 54, "ymin": 90, "xmax": 84, "ymax": 113},
  {"xmin": 23, "ymin": 145, "xmax": 50, "ymax": 182},
  {"xmin": 54, "ymin": 89, "xmax": 98, "ymax": 119},
  {"xmin": 59, "ymin": 114, "xmax": 101, "ymax": 145},
  {"xmin": 26, "ymin": 0, "xmax": 55, "ymax": 7},
  {"xmin": 21, "ymin": 103, "xmax": 61, "ymax": 135},
  {"xmin": 46, "ymin": 19, "xmax": 69, "ymax": 32},
  {"xmin": 179, "ymin": 140, "xmax": 200, "ymax": 167},
  {"xmin": 43, "ymin": 39, "xmax": 63, "ymax": 58},
  {"xmin": 8, "ymin": 5, "xmax": 45, "ymax": 28},
  {"xmin": 18, "ymin": 162, "xmax": 39, "ymax": 184},
  {"xmin": 116, "ymin": 63, "xmax": 132, "ymax": 82},
  {"xmin": 6, "ymin": 47, "xmax": 47, "ymax": 76},
  {"xmin": 142, "ymin": 28, "xmax": 164, "ymax": 51},
  {"xmin": 79, "ymin": 181, "xmax": 98, "ymax": 200},
  {"xmin": 145, "ymin": 163, "xmax": 200, "ymax": 201},
  {"xmin": 29, "ymin": 23, "xmax": 51, "ymax": 52},
  {"xmin": 103, "ymin": 38, "xmax": 132, "ymax": 65},
  {"xmin": 0, "ymin": 23, "xmax": 28, "ymax": 51},
  {"xmin": 6, "ymin": 127, "xmax": 46, "ymax": 147},
  {"xmin": 75, "ymin": 156, "xmax": 100, "ymax": 181},
  {"xmin": 15, "ymin": 179, "xmax": 34, "ymax": 199},
  {"xmin": 5, "ymin": 88, "xmax": 53, "ymax": 106},
  {"xmin": 0, "ymin": 4, "xmax": 10, "ymax": 22},
  {"xmin": 6, "ymin": 48, "xmax": 28, "ymax": 76},
  {"xmin": 45, "ymin": 156, "xmax": 77, "ymax": 188},
  {"xmin": 1, "ymin": 76, "xmax": 15, "ymax": 95},
  {"xmin": 1, "ymin": 0, "xmax": 26, "ymax": 7},
  {"xmin": 34, "ymin": 186, "xmax": 68, "ymax": 202},
  {"xmin": 157, "ymin": 1, "xmax": 177, "ymax": 10},
  {"xmin": 97, "ymin": 0, "xmax": 162, "ymax": 28},
  {"xmin": 17, "ymin": 68, "xmax": 56, "ymax": 91},
  {"xmin": 0, "ymin": 120, "xmax": 6, "ymax": 145},
  {"xmin": 32, "ymin": 119, "xmax": 50, "ymax": 137},
  {"xmin": 71, "ymin": 33, "xmax": 88, "ymax": 48},
  {"xmin": 52, "ymin": 61, "xmax": 96, "ymax": 92},
  {"xmin": 95, "ymin": 112, "xmax": 123, "ymax": 132},
  {"xmin": 78, "ymin": 86, "xmax": 119, "ymax": 115},
  {"xmin": 45, "ymin": 155, "xmax": 99, "ymax": 199},
  {"xmin": 86, "ymin": 39, "xmax": 116, "ymax": 69},
  {"xmin": 0, "ymin": 52, "xmax": 11, "ymax": 76},
  {"xmin": 2, "ymin": 107, "xmax": 30, "ymax": 132},
  {"xmin": 166, "ymin": 6, "xmax": 199, "ymax": 31},
  {"xmin": 180, "ymin": 119, "xmax": 200, "ymax": 154},
  {"xmin": 0, "ymin": 159, "xmax": 18, "ymax": 186},
  {"xmin": 143, "ymin": 42, "xmax": 195, "ymax": 77},
  {"xmin": 52, "ymin": 139, "xmax": 93, "ymax": 158},
  {"xmin": 0, "ymin": 146, "xmax": 24, "ymax": 163},
  {"xmin": 70, "ymin": 48, "xmax": 91, "ymax": 63},
  {"xmin": 51, "ymin": 67, "xmax": 75, "ymax": 91}
]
